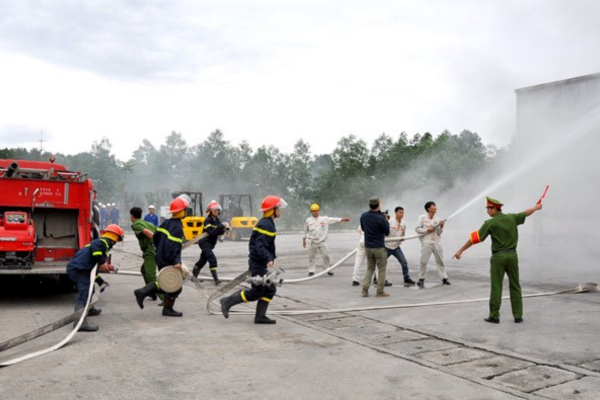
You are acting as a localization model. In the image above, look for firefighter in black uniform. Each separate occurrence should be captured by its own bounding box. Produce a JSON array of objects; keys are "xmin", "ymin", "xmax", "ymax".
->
[
  {"xmin": 193, "ymin": 200, "xmax": 227, "ymax": 285},
  {"xmin": 220, "ymin": 195, "xmax": 287, "ymax": 324},
  {"xmin": 134, "ymin": 196, "xmax": 188, "ymax": 317},
  {"xmin": 66, "ymin": 224, "xmax": 122, "ymax": 332}
]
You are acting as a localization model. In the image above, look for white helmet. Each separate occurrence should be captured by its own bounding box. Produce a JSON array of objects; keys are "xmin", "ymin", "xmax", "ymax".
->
[{"xmin": 206, "ymin": 200, "xmax": 222, "ymax": 213}]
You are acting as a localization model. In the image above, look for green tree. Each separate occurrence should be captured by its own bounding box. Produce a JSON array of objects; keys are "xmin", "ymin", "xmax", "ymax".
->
[{"xmin": 331, "ymin": 135, "xmax": 369, "ymax": 179}]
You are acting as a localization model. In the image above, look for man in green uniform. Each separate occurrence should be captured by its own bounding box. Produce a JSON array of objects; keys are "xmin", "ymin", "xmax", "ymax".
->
[
  {"xmin": 453, "ymin": 197, "xmax": 542, "ymax": 324},
  {"xmin": 130, "ymin": 207, "xmax": 158, "ymax": 300}
]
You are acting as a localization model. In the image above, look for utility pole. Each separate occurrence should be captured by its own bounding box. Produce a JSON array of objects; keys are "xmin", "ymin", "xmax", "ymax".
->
[{"xmin": 39, "ymin": 131, "xmax": 44, "ymax": 153}]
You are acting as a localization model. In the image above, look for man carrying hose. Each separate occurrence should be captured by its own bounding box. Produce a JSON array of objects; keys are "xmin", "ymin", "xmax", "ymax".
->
[
  {"xmin": 416, "ymin": 201, "xmax": 449, "ymax": 287},
  {"xmin": 453, "ymin": 197, "xmax": 543, "ymax": 324},
  {"xmin": 193, "ymin": 200, "xmax": 228, "ymax": 285},
  {"xmin": 134, "ymin": 196, "xmax": 189, "ymax": 317},
  {"xmin": 66, "ymin": 224, "xmax": 122, "ymax": 332},
  {"xmin": 220, "ymin": 195, "xmax": 287, "ymax": 324},
  {"xmin": 386, "ymin": 206, "xmax": 416, "ymax": 285}
]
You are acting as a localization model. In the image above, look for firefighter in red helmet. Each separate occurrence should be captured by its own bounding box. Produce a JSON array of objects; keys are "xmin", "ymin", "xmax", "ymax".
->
[
  {"xmin": 134, "ymin": 196, "xmax": 188, "ymax": 317},
  {"xmin": 193, "ymin": 200, "xmax": 228, "ymax": 285},
  {"xmin": 220, "ymin": 195, "xmax": 287, "ymax": 324}
]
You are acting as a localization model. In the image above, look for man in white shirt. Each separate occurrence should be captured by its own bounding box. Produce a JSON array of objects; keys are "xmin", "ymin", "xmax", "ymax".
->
[
  {"xmin": 386, "ymin": 206, "xmax": 416, "ymax": 285},
  {"xmin": 351, "ymin": 226, "xmax": 366, "ymax": 286},
  {"xmin": 303, "ymin": 203, "xmax": 350, "ymax": 277},
  {"xmin": 415, "ymin": 201, "xmax": 450, "ymax": 288}
]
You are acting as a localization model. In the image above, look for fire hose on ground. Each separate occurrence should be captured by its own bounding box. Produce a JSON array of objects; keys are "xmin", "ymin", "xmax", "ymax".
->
[
  {"xmin": 3, "ymin": 223, "xmax": 598, "ymax": 367},
  {"xmin": 1, "ymin": 185, "xmax": 556, "ymax": 366},
  {"xmin": 0, "ymin": 266, "xmax": 100, "ymax": 367}
]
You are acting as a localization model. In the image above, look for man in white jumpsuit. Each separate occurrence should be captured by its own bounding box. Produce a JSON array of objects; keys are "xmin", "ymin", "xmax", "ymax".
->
[
  {"xmin": 303, "ymin": 203, "xmax": 350, "ymax": 276},
  {"xmin": 415, "ymin": 201, "xmax": 450, "ymax": 287},
  {"xmin": 351, "ymin": 226, "xmax": 366, "ymax": 286}
]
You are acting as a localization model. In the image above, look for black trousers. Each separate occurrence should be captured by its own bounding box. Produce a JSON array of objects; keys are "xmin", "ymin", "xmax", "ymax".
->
[
  {"xmin": 197, "ymin": 241, "xmax": 218, "ymax": 270},
  {"xmin": 241, "ymin": 259, "xmax": 276, "ymax": 302}
]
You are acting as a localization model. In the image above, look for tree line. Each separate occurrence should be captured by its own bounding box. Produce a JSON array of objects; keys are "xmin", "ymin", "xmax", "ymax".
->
[{"xmin": 1, "ymin": 129, "xmax": 508, "ymax": 229}]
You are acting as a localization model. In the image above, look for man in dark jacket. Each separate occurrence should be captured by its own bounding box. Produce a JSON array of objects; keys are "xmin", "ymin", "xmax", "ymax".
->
[
  {"xmin": 220, "ymin": 195, "xmax": 287, "ymax": 324},
  {"xmin": 134, "ymin": 197, "xmax": 188, "ymax": 317},
  {"xmin": 193, "ymin": 200, "xmax": 227, "ymax": 285},
  {"xmin": 360, "ymin": 197, "xmax": 390, "ymax": 298},
  {"xmin": 67, "ymin": 224, "xmax": 122, "ymax": 331}
]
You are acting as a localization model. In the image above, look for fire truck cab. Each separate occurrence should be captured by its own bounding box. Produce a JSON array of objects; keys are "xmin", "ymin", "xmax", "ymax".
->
[{"xmin": 0, "ymin": 159, "xmax": 99, "ymax": 278}]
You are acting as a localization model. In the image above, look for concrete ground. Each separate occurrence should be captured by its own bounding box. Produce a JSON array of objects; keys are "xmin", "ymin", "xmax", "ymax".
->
[{"xmin": 1, "ymin": 230, "xmax": 599, "ymax": 399}]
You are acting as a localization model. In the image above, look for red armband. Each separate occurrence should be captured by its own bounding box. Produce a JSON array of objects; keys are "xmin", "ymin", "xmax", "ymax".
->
[{"xmin": 470, "ymin": 230, "xmax": 481, "ymax": 244}]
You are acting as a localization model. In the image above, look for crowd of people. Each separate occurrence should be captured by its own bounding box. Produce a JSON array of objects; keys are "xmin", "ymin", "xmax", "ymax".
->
[
  {"xmin": 98, "ymin": 203, "xmax": 121, "ymax": 229},
  {"xmin": 66, "ymin": 194, "xmax": 542, "ymax": 332}
]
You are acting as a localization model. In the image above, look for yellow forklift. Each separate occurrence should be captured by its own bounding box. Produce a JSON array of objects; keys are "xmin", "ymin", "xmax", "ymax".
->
[
  {"xmin": 172, "ymin": 191, "xmax": 205, "ymax": 241},
  {"xmin": 218, "ymin": 194, "xmax": 258, "ymax": 241}
]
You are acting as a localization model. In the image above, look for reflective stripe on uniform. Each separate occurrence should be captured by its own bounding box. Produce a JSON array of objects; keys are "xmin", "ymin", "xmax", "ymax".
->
[
  {"xmin": 240, "ymin": 291, "xmax": 248, "ymax": 302},
  {"xmin": 156, "ymin": 228, "xmax": 183, "ymax": 243},
  {"xmin": 259, "ymin": 297, "xmax": 271, "ymax": 303},
  {"xmin": 470, "ymin": 230, "xmax": 481, "ymax": 244},
  {"xmin": 85, "ymin": 239, "xmax": 109, "ymax": 257},
  {"xmin": 204, "ymin": 224, "xmax": 216, "ymax": 229},
  {"xmin": 210, "ymin": 267, "xmax": 217, "ymax": 271},
  {"xmin": 253, "ymin": 227, "xmax": 276, "ymax": 237}
]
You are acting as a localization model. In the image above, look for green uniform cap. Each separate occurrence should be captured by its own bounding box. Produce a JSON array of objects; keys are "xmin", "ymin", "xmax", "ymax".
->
[{"xmin": 486, "ymin": 197, "xmax": 504, "ymax": 207}]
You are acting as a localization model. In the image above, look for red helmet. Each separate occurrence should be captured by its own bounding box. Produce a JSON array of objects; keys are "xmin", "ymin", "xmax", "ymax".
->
[
  {"xmin": 170, "ymin": 197, "xmax": 189, "ymax": 213},
  {"xmin": 260, "ymin": 195, "xmax": 288, "ymax": 212},
  {"xmin": 101, "ymin": 224, "xmax": 124, "ymax": 242},
  {"xmin": 206, "ymin": 200, "xmax": 222, "ymax": 213}
]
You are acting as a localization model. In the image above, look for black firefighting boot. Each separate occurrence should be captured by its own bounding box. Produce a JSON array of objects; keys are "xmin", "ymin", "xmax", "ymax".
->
[
  {"xmin": 88, "ymin": 305, "xmax": 102, "ymax": 316},
  {"xmin": 254, "ymin": 300, "xmax": 276, "ymax": 325},
  {"xmin": 74, "ymin": 304, "xmax": 99, "ymax": 332},
  {"xmin": 162, "ymin": 298, "xmax": 183, "ymax": 317},
  {"xmin": 220, "ymin": 290, "xmax": 244, "ymax": 319},
  {"xmin": 134, "ymin": 282, "xmax": 158, "ymax": 310},
  {"xmin": 210, "ymin": 269, "xmax": 222, "ymax": 286},
  {"xmin": 193, "ymin": 261, "xmax": 202, "ymax": 278}
]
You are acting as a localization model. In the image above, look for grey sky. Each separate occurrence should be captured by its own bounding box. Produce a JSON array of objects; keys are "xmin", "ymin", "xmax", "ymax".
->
[{"xmin": 1, "ymin": 0, "xmax": 599, "ymax": 159}]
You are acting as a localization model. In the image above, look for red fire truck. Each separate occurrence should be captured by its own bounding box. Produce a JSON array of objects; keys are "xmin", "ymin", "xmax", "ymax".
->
[{"xmin": 0, "ymin": 158, "xmax": 100, "ymax": 287}]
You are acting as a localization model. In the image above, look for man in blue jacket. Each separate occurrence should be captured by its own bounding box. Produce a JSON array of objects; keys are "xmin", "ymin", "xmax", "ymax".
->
[
  {"xmin": 360, "ymin": 197, "xmax": 391, "ymax": 298},
  {"xmin": 144, "ymin": 205, "xmax": 159, "ymax": 226},
  {"xmin": 220, "ymin": 195, "xmax": 287, "ymax": 324},
  {"xmin": 66, "ymin": 224, "xmax": 122, "ymax": 332},
  {"xmin": 134, "ymin": 197, "xmax": 188, "ymax": 317}
]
